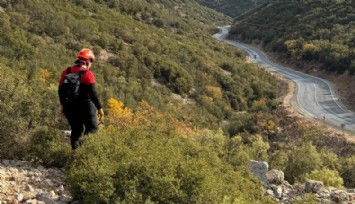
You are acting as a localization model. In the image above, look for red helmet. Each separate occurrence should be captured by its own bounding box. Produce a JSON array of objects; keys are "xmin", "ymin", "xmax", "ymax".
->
[{"xmin": 77, "ymin": 48, "xmax": 95, "ymax": 61}]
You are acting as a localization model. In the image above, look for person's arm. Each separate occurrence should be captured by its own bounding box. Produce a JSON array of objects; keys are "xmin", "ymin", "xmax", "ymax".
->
[
  {"xmin": 83, "ymin": 70, "xmax": 104, "ymax": 121},
  {"xmin": 87, "ymin": 83, "xmax": 102, "ymax": 110},
  {"xmin": 58, "ymin": 86, "xmax": 65, "ymax": 106},
  {"xmin": 87, "ymin": 83, "xmax": 104, "ymax": 121}
]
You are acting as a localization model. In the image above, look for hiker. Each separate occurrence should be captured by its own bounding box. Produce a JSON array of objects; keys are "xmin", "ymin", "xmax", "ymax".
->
[{"xmin": 58, "ymin": 48, "xmax": 104, "ymax": 149}]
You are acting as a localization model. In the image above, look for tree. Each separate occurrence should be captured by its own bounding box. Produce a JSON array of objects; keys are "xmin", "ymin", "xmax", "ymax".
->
[{"xmin": 284, "ymin": 142, "xmax": 323, "ymax": 184}]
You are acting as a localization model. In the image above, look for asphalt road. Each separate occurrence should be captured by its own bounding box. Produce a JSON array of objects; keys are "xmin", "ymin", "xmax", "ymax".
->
[{"xmin": 214, "ymin": 26, "xmax": 355, "ymax": 134}]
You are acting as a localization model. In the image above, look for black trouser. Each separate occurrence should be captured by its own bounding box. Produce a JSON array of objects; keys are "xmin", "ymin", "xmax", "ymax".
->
[{"xmin": 63, "ymin": 100, "xmax": 98, "ymax": 149}]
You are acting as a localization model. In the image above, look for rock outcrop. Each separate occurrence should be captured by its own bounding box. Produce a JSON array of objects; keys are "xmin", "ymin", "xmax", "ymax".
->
[
  {"xmin": 250, "ymin": 161, "xmax": 355, "ymax": 204},
  {"xmin": 0, "ymin": 160, "xmax": 72, "ymax": 204}
]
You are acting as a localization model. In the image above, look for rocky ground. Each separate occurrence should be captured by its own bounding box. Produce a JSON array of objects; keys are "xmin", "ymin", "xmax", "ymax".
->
[
  {"xmin": 250, "ymin": 160, "xmax": 355, "ymax": 204},
  {"xmin": 0, "ymin": 160, "xmax": 72, "ymax": 204}
]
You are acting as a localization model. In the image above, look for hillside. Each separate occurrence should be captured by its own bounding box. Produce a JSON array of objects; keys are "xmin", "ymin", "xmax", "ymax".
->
[
  {"xmin": 0, "ymin": 0, "xmax": 279, "ymax": 203},
  {"xmin": 228, "ymin": 0, "xmax": 355, "ymax": 113},
  {"xmin": 0, "ymin": 0, "xmax": 280, "ymax": 151},
  {"xmin": 1, "ymin": 0, "xmax": 355, "ymax": 203},
  {"xmin": 196, "ymin": 0, "xmax": 269, "ymax": 18}
]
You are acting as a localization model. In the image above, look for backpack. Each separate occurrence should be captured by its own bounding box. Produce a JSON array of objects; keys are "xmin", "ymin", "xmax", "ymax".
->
[{"xmin": 59, "ymin": 67, "xmax": 86, "ymax": 105}]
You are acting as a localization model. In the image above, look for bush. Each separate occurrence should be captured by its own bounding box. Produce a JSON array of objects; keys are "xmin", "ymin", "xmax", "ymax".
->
[
  {"xmin": 0, "ymin": 65, "xmax": 34, "ymax": 158},
  {"xmin": 223, "ymin": 134, "xmax": 269, "ymax": 168},
  {"xmin": 284, "ymin": 142, "xmax": 323, "ymax": 184},
  {"xmin": 66, "ymin": 128, "xmax": 276, "ymax": 203},
  {"xmin": 340, "ymin": 156, "xmax": 355, "ymax": 188},
  {"xmin": 27, "ymin": 126, "xmax": 72, "ymax": 167},
  {"xmin": 269, "ymin": 151, "xmax": 288, "ymax": 172},
  {"xmin": 302, "ymin": 168, "xmax": 344, "ymax": 188}
]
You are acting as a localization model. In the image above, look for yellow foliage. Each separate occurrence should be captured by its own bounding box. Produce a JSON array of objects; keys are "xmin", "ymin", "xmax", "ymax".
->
[
  {"xmin": 206, "ymin": 86, "xmax": 223, "ymax": 99},
  {"xmin": 265, "ymin": 120, "xmax": 277, "ymax": 132},
  {"xmin": 284, "ymin": 40, "xmax": 297, "ymax": 49},
  {"xmin": 106, "ymin": 99, "xmax": 197, "ymax": 138},
  {"xmin": 107, "ymin": 99, "xmax": 166, "ymax": 129},
  {"xmin": 136, "ymin": 101, "xmax": 195, "ymax": 136},
  {"xmin": 303, "ymin": 43, "xmax": 316, "ymax": 50},
  {"xmin": 134, "ymin": 100, "xmax": 164, "ymax": 125},
  {"xmin": 107, "ymin": 98, "xmax": 133, "ymax": 128},
  {"xmin": 108, "ymin": 98, "xmax": 132, "ymax": 118},
  {"xmin": 38, "ymin": 68, "xmax": 51, "ymax": 83},
  {"xmin": 174, "ymin": 121, "xmax": 195, "ymax": 136}
]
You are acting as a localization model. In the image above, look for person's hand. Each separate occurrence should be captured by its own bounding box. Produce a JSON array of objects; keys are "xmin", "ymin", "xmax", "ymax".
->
[{"xmin": 98, "ymin": 108, "xmax": 104, "ymax": 122}]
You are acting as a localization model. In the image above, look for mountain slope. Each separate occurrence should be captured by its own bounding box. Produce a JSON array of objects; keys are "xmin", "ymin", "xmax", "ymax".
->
[
  {"xmin": 196, "ymin": 0, "xmax": 269, "ymax": 18},
  {"xmin": 228, "ymin": 0, "xmax": 355, "ymax": 114},
  {"xmin": 0, "ymin": 0, "xmax": 280, "ymax": 131},
  {"xmin": 1, "ymin": 1, "xmax": 355, "ymax": 203},
  {"xmin": 0, "ymin": 1, "xmax": 283, "ymax": 203},
  {"xmin": 0, "ymin": 2, "xmax": 278, "ymax": 161},
  {"xmin": 229, "ymin": 0, "xmax": 355, "ymax": 74}
]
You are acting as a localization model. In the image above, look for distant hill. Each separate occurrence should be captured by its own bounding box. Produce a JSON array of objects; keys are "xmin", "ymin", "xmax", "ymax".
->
[
  {"xmin": 226, "ymin": 0, "xmax": 355, "ymax": 134},
  {"xmin": 196, "ymin": 0, "xmax": 269, "ymax": 18},
  {"xmin": 229, "ymin": 0, "xmax": 355, "ymax": 74}
]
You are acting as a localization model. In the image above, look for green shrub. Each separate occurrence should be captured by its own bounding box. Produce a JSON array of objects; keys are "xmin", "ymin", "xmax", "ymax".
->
[
  {"xmin": 225, "ymin": 134, "xmax": 269, "ymax": 168},
  {"xmin": 27, "ymin": 126, "xmax": 72, "ymax": 168},
  {"xmin": 302, "ymin": 168, "xmax": 344, "ymax": 188},
  {"xmin": 319, "ymin": 149, "xmax": 341, "ymax": 171},
  {"xmin": 66, "ymin": 128, "xmax": 276, "ymax": 203},
  {"xmin": 0, "ymin": 65, "xmax": 35, "ymax": 158},
  {"xmin": 284, "ymin": 142, "xmax": 323, "ymax": 184},
  {"xmin": 269, "ymin": 151, "xmax": 288, "ymax": 172},
  {"xmin": 340, "ymin": 156, "xmax": 355, "ymax": 188}
]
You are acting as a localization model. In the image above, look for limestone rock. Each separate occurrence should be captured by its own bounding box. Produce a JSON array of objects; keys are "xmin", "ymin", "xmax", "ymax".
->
[
  {"xmin": 249, "ymin": 160, "xmax": 268, "ymax": 185},
  {"xmin": 331, "ymin": 190, "xmax": 349, "ymax": 203},
  {"xmin": 305, "ymin": 180, "xmax": 324, "ymax": 193},
  {"xmin": 251, "ymin": 161, "xmax": 355, "ymax": 204},
  {"xmin": 0, "ymin": 160, "xmax": 72, "ymax": 203},
  {"xmin": 267, "ymin": 169, "xmax": 284, "ymax": 185}
]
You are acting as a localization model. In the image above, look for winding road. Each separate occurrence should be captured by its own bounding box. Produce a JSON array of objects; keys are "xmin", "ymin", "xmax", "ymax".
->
[{"xmin": 214, "ymin": 26, "xmax": 355, "ymax": 135}]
